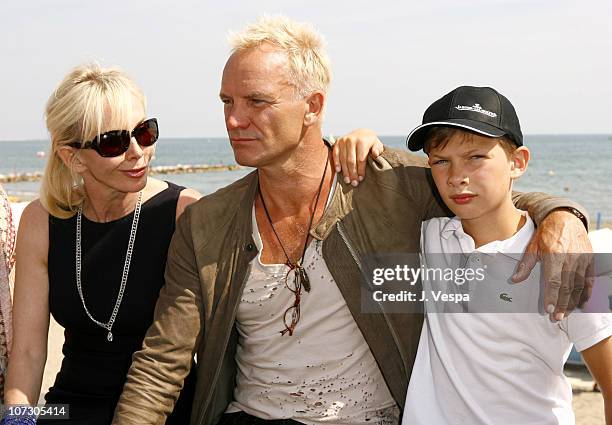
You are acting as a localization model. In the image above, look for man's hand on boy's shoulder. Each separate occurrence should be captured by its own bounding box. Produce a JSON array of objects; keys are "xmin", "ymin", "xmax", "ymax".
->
[{"xmin": 511, "ymin": 209, "xmax": 595, "ymax": 321}]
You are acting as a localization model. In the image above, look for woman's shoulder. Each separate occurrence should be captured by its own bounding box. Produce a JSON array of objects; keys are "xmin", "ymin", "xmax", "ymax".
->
[
  {"xmin": 20, "ymin": 199, "xmax": 49, "ymax": 228},
  {"xmin": 144, "ymin": 178, "xmax": 201, "ymax": 221},
  {"xmin": 143, "ymin": 177, "xmax": 170, "ymax": 202},
  {"xmin": 16, "ymin": 199, "xmax": 49, "ymax": 258},
  {"xmin": 176, "ymin": 188, "xmax": 201, "ymax": 219}
]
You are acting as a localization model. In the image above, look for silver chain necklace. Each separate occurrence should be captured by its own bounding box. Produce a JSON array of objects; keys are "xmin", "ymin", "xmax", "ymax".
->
[{"xmin": 75, "ymin": 191, "xmax": 142, "ymax": 342}]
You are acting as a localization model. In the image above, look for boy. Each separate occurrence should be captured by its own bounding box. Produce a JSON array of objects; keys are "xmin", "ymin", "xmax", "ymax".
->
[{"xmin": 402, "ymin": 86, "xmax": 612, "ymax": 424}]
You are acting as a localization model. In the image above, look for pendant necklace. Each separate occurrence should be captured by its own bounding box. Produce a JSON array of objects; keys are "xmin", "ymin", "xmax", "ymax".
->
[
  {"xmin": 258, "ymin": 154, "xmax": 329, "ymax": 335},
  {"xmin": 75, "ymin": 191, "xmax": 142, "ymax": 342}
]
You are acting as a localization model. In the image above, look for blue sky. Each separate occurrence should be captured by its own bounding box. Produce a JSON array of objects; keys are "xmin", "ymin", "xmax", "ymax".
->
[{"xmin": 1, "ymin": 0, "xmax": 611, "ymax": 140}]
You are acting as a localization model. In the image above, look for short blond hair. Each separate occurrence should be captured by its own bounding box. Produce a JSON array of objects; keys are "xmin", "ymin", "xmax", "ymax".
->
[
  {"xmin": 41, "ymin": 63, "xmax": 146, "ymax": 218},
  {"xmin": 229, "ymin": 15, "xmax": 332, "ymax": 97}
]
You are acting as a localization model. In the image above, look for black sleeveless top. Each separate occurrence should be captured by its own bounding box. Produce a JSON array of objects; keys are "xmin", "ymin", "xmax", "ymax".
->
[{"xmin": 46, "ymin": 182, "xmax": 195, "ymax": 423}]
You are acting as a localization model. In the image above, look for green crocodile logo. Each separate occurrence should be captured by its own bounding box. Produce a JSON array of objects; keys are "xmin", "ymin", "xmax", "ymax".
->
[{"xmin": 500, "ymin": 293, "xmax": 513, "ymax": 302}]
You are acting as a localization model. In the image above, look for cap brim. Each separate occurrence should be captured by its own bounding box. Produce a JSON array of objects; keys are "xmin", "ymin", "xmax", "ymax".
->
[{"xmin": 406, "ymin": 119, "xmax": 507, "ymax": 151}]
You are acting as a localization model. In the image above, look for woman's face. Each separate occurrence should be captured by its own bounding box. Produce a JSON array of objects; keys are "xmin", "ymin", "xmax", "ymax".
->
[{"xmin": 76, "ymin": 97, "xmax": 154, "ymax": 196}]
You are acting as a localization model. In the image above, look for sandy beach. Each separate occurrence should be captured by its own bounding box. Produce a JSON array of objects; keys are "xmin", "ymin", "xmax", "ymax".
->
[
  {"xmin": 39, "ymin": 316, "xmax": 607, "ymax": 422},
  {"xmin": 565, "ymin": 365, "xmax": 607, "ymax": 424}
]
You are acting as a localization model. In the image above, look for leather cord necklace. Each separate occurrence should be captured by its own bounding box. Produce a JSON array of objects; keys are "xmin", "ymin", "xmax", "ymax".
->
[{"xmin": 257, "ymin": 154, "xmax": 329, "ymax": 335}]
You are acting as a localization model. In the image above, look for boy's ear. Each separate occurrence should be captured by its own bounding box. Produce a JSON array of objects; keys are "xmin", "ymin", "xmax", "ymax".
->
[{"xmin": 510, "ymin": 146, "xmax": 530, "ymax": 179}]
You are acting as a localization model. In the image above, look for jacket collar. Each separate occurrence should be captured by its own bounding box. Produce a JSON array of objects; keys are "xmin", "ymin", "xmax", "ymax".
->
[
  {"xmin": 236, "ymin": 171, "xmax": 260, "ymax": 250},
  {"xmin": 312, "ymin": 177, "xmax": 353, "ymax": 241}
]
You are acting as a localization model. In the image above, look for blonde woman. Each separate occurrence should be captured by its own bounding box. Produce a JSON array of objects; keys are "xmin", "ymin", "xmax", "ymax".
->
[
  {"xmin": 0, "ymin": 184, "xmax": 15, "ymax": 402},
  {"xmin": 4, "ymin": 64, "xmax": 199, "ymax": 425}
]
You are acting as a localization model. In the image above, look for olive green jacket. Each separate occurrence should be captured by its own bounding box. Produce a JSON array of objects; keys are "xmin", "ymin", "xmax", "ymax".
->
[{"xmin": 112, "ymin": 148, "xmax": 586, "ymax": 425}]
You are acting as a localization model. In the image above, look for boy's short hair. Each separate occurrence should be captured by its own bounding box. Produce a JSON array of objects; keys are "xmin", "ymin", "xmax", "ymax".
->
[
  {"xmin": 406, "ymin": 86, "xmax": 523, "ymax": 152},
  {"xmin": 424, "ymin": 126, "xmax": 518, "ymax": 158}
]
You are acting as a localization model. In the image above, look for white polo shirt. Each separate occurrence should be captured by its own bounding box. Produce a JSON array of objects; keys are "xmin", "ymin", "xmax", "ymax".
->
[{"xmin": 403, "ymin": 214, "xmax": 612, "ymax": 425}]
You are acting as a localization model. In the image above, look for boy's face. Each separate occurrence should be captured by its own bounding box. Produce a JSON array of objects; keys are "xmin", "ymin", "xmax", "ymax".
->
[{"xmin": 427, "ymin": 132, "xmax": 521, "ymax": 221}]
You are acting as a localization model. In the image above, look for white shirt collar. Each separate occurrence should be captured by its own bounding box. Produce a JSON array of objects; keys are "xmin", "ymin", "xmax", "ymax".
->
[{"xmin": 441, "ymin": 212, "xmax": 534, "ymax": 262}]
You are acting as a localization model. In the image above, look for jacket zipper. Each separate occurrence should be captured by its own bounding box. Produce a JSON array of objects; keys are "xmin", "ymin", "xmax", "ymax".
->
[
  {"xmin": 336, "ymin": 222, "xmax": 405, "ymax": 372},
  {"xmin": 197, "ymin": 263, "xmax": 253, "ymax": 425}
]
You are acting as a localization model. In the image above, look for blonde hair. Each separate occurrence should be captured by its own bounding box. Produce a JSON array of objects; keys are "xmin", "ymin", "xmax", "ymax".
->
[
  {"xmin": 229, "ymin": 15, "xmax": 332, "ymax": 98},
  {"xmin": 41, "ymin": 63, "xmax": 146, "ymax": 218}
]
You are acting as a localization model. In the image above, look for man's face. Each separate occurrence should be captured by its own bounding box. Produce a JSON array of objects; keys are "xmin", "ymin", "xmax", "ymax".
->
[
  {"xmin": 220, "ymin": 45, "xmax": 308, "ymax": 168},
  {"xmin": 427, "ymin": 133, "xmax": 515, "ymax": 221}
]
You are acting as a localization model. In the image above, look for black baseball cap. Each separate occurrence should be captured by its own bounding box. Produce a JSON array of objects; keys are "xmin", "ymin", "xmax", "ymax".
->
[{"xmin": 406, "ymin": 86, "xmax": 523, "ymax": 152}]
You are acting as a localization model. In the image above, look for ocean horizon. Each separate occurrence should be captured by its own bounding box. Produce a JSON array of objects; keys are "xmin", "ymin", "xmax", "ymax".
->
[{"xmin": 2, "ymin": 134, "xmax": 611, "ymax": 225}]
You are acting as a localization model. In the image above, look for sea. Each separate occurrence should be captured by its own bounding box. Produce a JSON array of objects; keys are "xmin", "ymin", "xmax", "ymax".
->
[{"xmin": 1, "ymin": 135, "xmax": 611, "ymax": 225}]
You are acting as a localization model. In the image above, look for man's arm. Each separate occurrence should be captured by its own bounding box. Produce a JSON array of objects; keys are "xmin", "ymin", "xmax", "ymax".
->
[
  {"xmin": 510, "ymin": 192, "xmax": 593, "ymax": 320},
  {"xmin": 511, "ymin": 191, "xmax": 589, "ymax": 228},
  {"xmin": 113, "ymin": 206, "xmax": 204, "ymax": 425}
]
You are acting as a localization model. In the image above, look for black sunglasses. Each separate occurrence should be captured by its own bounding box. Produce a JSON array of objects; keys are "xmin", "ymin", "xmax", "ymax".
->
[{"xmin": 68, "ymin": 118, "xmax": 159, "ymax": 157}]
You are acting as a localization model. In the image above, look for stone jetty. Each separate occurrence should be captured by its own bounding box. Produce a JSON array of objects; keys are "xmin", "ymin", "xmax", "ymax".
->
[{"xmin": 0, "ymin": 163, "xmax": 243, "ymax": 183}]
